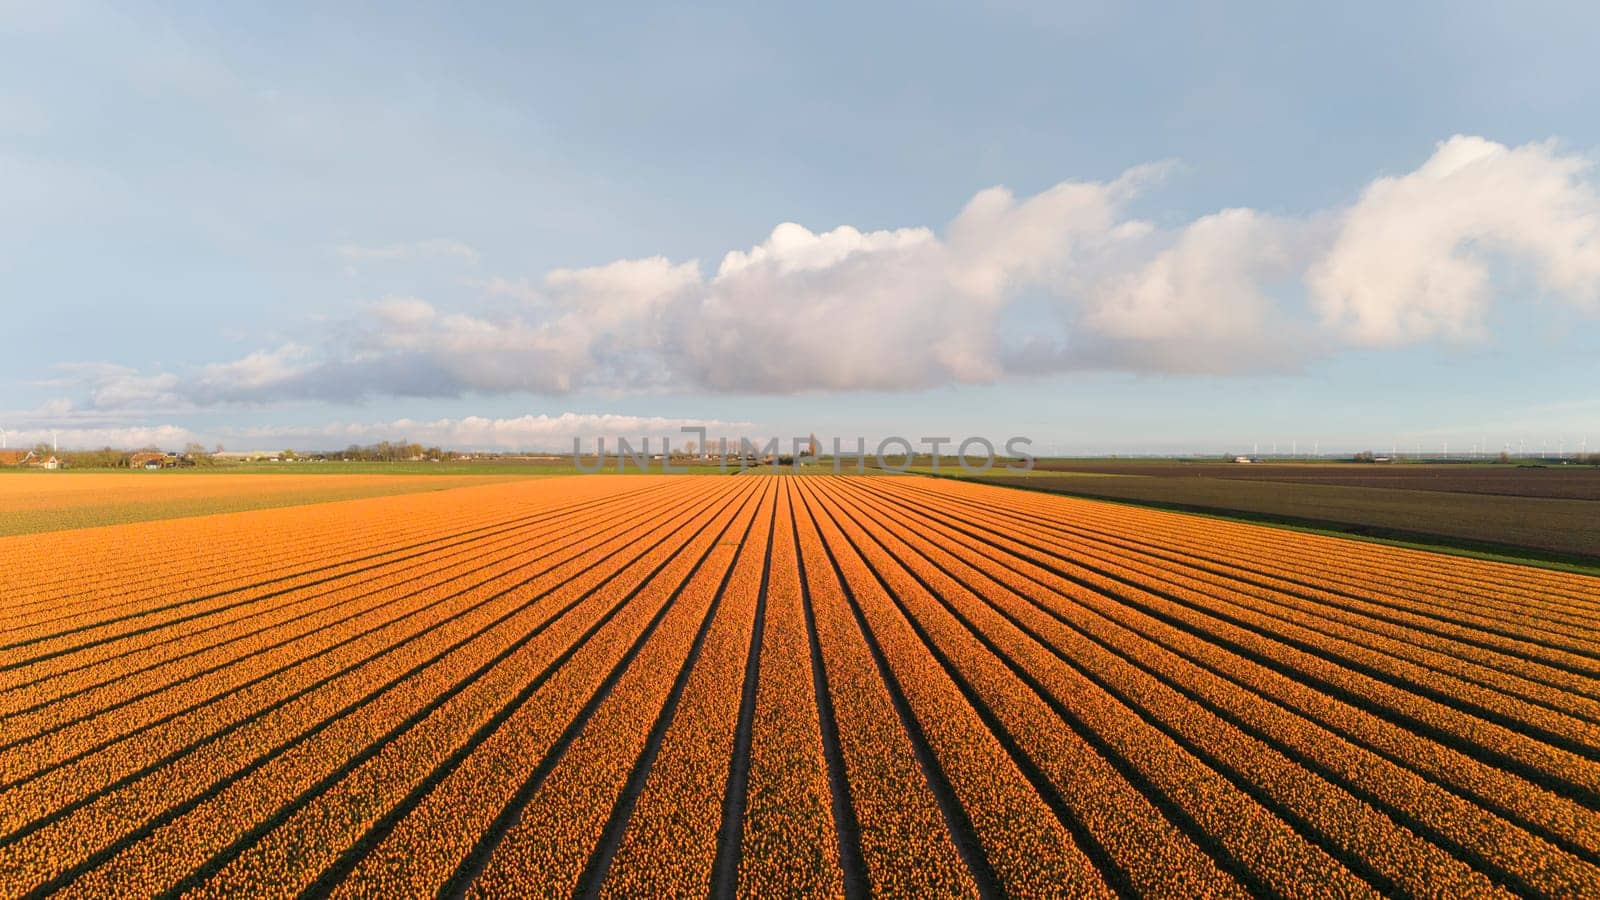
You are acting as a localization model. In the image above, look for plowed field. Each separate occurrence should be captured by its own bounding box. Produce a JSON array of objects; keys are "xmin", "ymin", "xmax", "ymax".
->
[{"xmin": 2, "ymin": 474, "xmax": 1597, "ymax": 898}]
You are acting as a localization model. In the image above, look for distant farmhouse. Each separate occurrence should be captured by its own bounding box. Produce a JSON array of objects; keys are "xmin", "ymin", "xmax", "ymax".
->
[
  {"xmin": 130, "ymin": 451, "xmax": 196, "ymax": 470},
  {"xmin": 129, "ymin": 452, "xmax": 165, "ymax": 470},
  {"xmin": 213, "ymin": 451, "xmax": 275, "ymax": 462},
  {"xmin": 0, "ymin": 450, "xmax": 64, "ymax": 469}
]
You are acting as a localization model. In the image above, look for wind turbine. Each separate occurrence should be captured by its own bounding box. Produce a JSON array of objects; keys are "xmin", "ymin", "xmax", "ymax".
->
[
  {"xmin": 0, "ymin": 427, "xmax": 6, "ymax": 449},
  {"xmin": 51, "ymin": 430, "xmax": 58, "ymax": 454}
]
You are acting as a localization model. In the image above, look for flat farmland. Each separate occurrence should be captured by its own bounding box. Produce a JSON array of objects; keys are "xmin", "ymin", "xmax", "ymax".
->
[
  {"xmin": 1028, "ymin": 460, "xmax": 1600, "ymax": 501},
  {"xmin": 2, "ymin": 473, "xmax": 1598, "ymax": 897},
  {"xmin": 0, "ymin": 472, "xmax": 531, "ymax": 537},
  {"xmin": 935, "ymin": 466, "xmax": 1600, "ymax": 565}
]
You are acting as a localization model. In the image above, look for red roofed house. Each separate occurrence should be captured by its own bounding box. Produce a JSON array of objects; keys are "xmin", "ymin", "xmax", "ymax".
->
[
  {"xmin": 129, "ymin": 452, "xmax": 167, "ymax": 470},
  {"xmin": 0, "ymin": 450, "xmax": 36, "ymax": 467}
]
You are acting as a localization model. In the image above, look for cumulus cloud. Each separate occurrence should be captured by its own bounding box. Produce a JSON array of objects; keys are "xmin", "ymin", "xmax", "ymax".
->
[
  {"xmin": 689, "ymin": 221, "xmax": 982, "ymax": 390},
  {"xmin": 944, "ymin": 162, "xmax": 1171, "ymax": 300},
  {"xmin": 219, "ymin": 413, "xmax": 757, "ymax": 452},
  {"xmin": 1083, "ymin": 209, "xmax": 1292, "ymax": 342},
  {"xmin": 78, "ymin": 367, "xmax": 184, "ymax": 410},
  {"xmin": 2, "ymin": 424, "xmax": 202, "ymax": 451},
  {"xmin": 37, "ymin": 136, "xmax": 1600, "ymax": 412},
  {"xmin": 0, "ymin": 413, "xmax": 756, "ymax": 453},
  {"xmin": 1311, "ymin": 135, "xmax": 1600, "ymax": 343}
]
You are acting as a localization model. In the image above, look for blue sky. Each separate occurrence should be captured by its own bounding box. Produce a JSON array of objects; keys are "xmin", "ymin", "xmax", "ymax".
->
[{"xmin": 3, "ymin": 2, "xmax": 1599, "ymax": 454}]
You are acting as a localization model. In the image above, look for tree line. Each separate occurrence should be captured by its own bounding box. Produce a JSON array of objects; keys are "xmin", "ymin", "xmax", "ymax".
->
[
  {"xmin": 21, "ymin": 442, "xmax": 221, "ymax": 468},
  {"xmin": 16, "ymin": 439, "xmax": 455, "ymax": 468},
  {"xmin": 330, "ymin": 441, "xmax": 450, "ymax": 462}
]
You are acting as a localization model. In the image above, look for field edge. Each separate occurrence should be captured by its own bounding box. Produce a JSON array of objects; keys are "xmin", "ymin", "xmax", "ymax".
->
[{"xmin": 908, "ymin": 471, "xmax": 1600, "ymax": 579}]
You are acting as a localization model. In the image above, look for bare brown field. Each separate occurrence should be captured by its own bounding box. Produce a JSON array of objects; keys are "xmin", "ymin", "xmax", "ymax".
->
[
  {"xmin": 945, "ymin": 468, "xmax": 1600, "ymax": 563},
  {"xmin": 1, "ymin": 474, "xmax": 1597, "ymax": 897},
  {"xmin": 1030, "ymin": 460, "xmax": 1600, "ymax": 501}
]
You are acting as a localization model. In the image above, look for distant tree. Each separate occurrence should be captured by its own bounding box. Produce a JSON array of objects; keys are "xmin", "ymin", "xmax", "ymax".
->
[
  {"xmin": 52, "ymin": 446, "xmax": 126, "ymax": 469},
  {"xmin": 1498, "ymin": 451, "xmax": 1512, "ymax": 464},
  {"xmin": 1353, "ymin": 451, "xmax": 1375, "ymax": 463},
  {"xmin": 282, "ymin": 449, "xmax": 298, "ymax": 461}
]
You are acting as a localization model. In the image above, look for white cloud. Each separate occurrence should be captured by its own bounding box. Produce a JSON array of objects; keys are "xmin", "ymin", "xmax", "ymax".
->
[
  {"xmin": 987, "ymin": 207, "xmax": 1320, "ymax": 376},
  {"xmin": 0, "ymin": 413, "xmax": 758, "ymax": 453},
  {"xmin": 2, "ymin": 424, "xmax": 201, "ymax": 451},
  {"xmin": 35, "ymin": 136, "xmax": 1600, "ymax": 410},
  {"xmin": 239, "ymin": 165, "xmax": 1219, "ymax": 401},
  {"xmin": 716, "ymin": 222, "xmax": 935, "ymax": 278},
  {"xmin": 195, "ymin": 344, "xmax": 313, "ymax": 393},
  {"xmin": 690, "ymin": 221, "xmax": 984, "ymax": 391},
  {"xmin": 219, "ymin": 413, "xmax": 758, "ymax": 452},
  {"xmin": 943, "ymin": 162, "xmax": 1170, "ymax": 300},
  {"xmin": 1310, "ymin": 135, "xmax": 1600, "ymax": 344},
  {"xmin": 85, "ymin": 368, "xmax": 184, "ymax": 410},
  {"xmin": 1083, "ymin": 208, "xmax": 1294, "ymax": 342}
]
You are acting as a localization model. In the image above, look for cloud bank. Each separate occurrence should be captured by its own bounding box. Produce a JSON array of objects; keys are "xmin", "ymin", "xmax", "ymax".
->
[
  {"xmin": 45, "ymin": 135, "xmax": 1600, "ymax": 413},
  {"xmin": 1311, "ymin": 136, "xmax": 1600, "ymax": 343},
  {"xmin": 221, "ymin": 412, "xmax": 758, "ymax": 452},
  {"xmin": 5, "ymin": 413, "xmax": 757, "ymax": 453}
]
